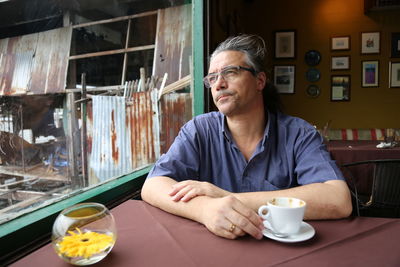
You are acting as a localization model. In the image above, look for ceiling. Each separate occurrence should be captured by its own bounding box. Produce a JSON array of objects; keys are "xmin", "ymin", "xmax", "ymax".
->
[{"xmin": 0, "ymin": 0, "xmax": 186, "ymax": 39}]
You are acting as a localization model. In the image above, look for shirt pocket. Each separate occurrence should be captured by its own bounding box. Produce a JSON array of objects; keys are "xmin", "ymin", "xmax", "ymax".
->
[{"xmin": 262, "ymin": 173, "xmax": 292, "ymax": 190}]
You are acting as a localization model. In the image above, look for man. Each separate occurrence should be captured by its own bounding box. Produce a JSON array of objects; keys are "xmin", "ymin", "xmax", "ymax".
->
[{"xmin": 141, "ymin": 34, "xmax": 352, "ymax": 240}]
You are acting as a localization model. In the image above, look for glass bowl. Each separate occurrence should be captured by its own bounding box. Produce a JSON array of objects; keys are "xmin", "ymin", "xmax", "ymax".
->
[{"xmin": 52, "ymin": 202, "xmax": 117, "ymax": 265}]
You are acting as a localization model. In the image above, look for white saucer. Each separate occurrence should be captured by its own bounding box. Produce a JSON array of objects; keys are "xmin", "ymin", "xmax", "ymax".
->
[{"xmin": 262, "ymin": 222, "xmax": 315, "ymax": 243}]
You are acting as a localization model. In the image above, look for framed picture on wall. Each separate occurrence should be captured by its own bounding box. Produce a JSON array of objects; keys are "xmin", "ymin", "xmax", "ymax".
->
[
  {"xmin": 331, "ymin": 75, "xmax": 350, "ymax": 101},
  {"xmin": 331, "ymin": 56, "xmax": 350, "ymax": 70},
  {"xmin": 331, "ymin": 36, "xmax": 350, "ymax": 51},
  {"xmin": 273, "ymin": 65, "xmax": 295, "ymax": 94},
  {"xmin": 275, "ymin": 30, "xmax": 296, "ymax": 59},
  {"xmin": 391, "ymin": 32, "xmax": 400, "ymax": 58},
  {"xmin": 361, "ymin": 32, "xmax": 380, "ymax": 54},
  {"xmin": 389, "ymin": 61, "xmax": 400, "ymax": 88},
  {"xmin": 362, "ymin": 60, "xmax": 379, "ymax": 87}
]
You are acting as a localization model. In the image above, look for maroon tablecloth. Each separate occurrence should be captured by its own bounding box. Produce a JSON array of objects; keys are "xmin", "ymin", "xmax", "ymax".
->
[
  {"xmin": 10, "ymin": 200, "xmax": 400, "ymax": 267},
  {"xmin": 327, "ymin": 140, "xmax": 400, "ymax": 163},
  {"xmin": 327, "ymin": 140, "xmax": 400, "ymax": 195}
]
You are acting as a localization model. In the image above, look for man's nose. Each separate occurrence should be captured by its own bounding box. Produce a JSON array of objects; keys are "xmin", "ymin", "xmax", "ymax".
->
[{"xmin": 214, "ymin": 75, "xmax": 227, "ymax": 90}]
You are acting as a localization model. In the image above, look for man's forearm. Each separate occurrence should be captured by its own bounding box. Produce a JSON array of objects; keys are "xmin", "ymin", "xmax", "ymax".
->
[
  {"xmin": 233, "ymin": 180, "xmax": 352, "ymax": 220},
  {"xmin": 141, "ymin": 176, "xmax": 264, "ymax": 240},
  {"xmin": 141, "ymin": 176, "xmax": 210, "ymax": 223}
]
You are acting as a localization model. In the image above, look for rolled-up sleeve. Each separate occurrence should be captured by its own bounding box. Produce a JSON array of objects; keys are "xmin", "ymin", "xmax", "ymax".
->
[
  {"xmin": 147, "ymin": 120, "xmax": 200, "ymax": 181},
  {"xmin": 293, "ymin": 127, "xmax": 344, "ymax": 185}
]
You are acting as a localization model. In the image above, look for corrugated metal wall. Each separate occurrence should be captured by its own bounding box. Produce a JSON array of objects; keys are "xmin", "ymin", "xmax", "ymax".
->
[
  {"xmin": 159, "ymin": 93, "xmax": 192, "ymax": 154},
  {"xmin": 86, "ymin": 91, "xmax": 192, "ymax": 184},
  {"xmin": 87, "ymin": 92, "xmax": 158, "ymax": 183},
  {"xmin": 0, "ymin": 27, "xmax": 72, "ymax": 95},
  {"xmin": 153, "ymin": 4, "xmax": 192, "ymax": 87}
]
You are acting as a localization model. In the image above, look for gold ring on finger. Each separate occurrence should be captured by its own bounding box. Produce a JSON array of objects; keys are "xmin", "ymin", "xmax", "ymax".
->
[{"xmin": 229, "ymin": 223, "xmax": 236, "ymax": 232}]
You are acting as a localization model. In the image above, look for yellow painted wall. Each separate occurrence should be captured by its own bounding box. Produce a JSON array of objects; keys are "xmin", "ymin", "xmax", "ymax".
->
[{"xmin": 210, "ymin": 0, "xmax": 400, "ymax": 129}]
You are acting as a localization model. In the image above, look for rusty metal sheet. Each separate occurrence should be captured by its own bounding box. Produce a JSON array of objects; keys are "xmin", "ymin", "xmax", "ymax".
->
[
  {"xmin": 126, "ymin": 91, "xmax": 157, "ymax": 169},
  {"xmin": 159, "ymin": 93, "xmax": 192, "ymax": 154},
  {"xmin": 87, "ymin": 95, "xmax": 131, "ymax": 183},
  {"xmin": 153, "ymin": 4, "xmax": 192, "ymax": 86},
  {"xmin": 0, "ymin": 27, "xmax": 72, "ymax": 96},
  {"xmin": 0, "ymin": 52, "xmax": 35, "ymax": 95},
  {"xmin": 87, "ymin": 93, "xmax": 156, "ymax": 183}
]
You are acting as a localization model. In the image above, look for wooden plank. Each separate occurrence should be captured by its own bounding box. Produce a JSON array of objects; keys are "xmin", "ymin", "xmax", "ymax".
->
[
  {"xmin": 65, "ymin": 93, "xmax": 80, "ymax": 186},
  {"xmin": 72, "ymin": 10, "xmax": 158, "ymax": 29},
  {"xmin": 121, "ymin": 19, "xmax": 132, "ymax": 84},
  {"xmin": 68, "ymin": 45, "xmax": 155, "ymax": 60}
]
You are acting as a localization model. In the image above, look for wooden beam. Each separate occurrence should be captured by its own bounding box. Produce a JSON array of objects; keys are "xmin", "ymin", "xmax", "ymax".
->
[
  {"xmin": 68, "ymin": 45, "xmax": 155, "ymax": 60},
  {"xmin": 72, "ymin": 10, "xmax": 157, "ymax": 29}
]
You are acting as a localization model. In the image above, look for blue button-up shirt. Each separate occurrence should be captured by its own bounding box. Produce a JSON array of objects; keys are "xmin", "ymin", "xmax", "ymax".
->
[{"xmin": 147, "ymin": 111, "xmax": 344, "ymax": 192}]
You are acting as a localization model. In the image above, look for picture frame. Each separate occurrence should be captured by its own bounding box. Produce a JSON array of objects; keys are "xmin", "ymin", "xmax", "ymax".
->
[
  {"xmin": 275, "ymin": 30, "xmax": 296, "ymax": 59},
  {"xmin": 331, "ymin": 75, "xmax": 350, "ymax": 101},
  {"xmin": 362, "ymin": 60, "xmax": 379, "ymax": 87},
  {"xmin": 391, "ymin": 32, "xmax": 400, "ymax": 58},
  {"xmin": 331, "ymin": 36, "xmax": 350, "ymax": 51},
  {"xmin": 331, "ymin": 56, "xmax": 350, "ymax": 70},
  {"xmin": 273, "ymin": 65, "xmax": 295, "ymax": 94},
  {"xmin": 361, "ymin": 32, "xmax": 380, "ymax": 54},
  {"xmin": 389, "ymin": 61, "xmax": 400, "ymax": 88}
]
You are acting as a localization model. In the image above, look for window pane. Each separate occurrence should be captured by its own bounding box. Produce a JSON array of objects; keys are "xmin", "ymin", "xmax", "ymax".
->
[
  {"xmin": 125, "ymin": 49, "xmax": 155, "ymax": 81},
  {"xmin": 128, "ymin": 15, "xmax": 157, "ymax": 47},
  {"xmin": 71, "ymin": 21, "xmax": 128, "ymax": 56},
  {"xmin": 0, "ymin": 95, "xmax": 71, "ymax": 221},
  {"xmin": 68, "ymin": 54, "xmax": 124, "ymax": 87},
  {"xmin": 0, "ymin": 0, "xmax": 194, "ymax": 232}
]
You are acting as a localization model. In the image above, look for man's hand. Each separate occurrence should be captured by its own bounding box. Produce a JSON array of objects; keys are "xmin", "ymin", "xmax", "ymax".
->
[
  {"xmin": 142, "ymin": 177, "xmax": 264, "ymax": 240},
  {"xmin": 168, "ymin": 180, "xmax": 229, "ymax": 202},
  {"xmin": 199, "ymin": 195, "xmax": 264, "ymax": 240}
]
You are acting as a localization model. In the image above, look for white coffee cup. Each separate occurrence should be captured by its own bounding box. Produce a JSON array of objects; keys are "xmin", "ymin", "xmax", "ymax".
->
[{"xmin": 258, "ymin": 197, "xmax": 306, "ymax": 235}]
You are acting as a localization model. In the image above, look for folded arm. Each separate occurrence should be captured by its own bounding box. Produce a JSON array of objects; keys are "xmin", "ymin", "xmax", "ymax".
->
[
  {"xmin": 144, "ymin": 177, "xmax": 352, "ymax": 220},
  {"xmin": 141, "ymin": 176, "xmax": 264, "ymax": 240}
]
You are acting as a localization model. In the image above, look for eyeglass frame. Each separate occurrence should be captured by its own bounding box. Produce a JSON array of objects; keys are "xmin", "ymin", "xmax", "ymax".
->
[{"xmin": 203, "ymin": 65, "xmax": 256, "ymax": 88}]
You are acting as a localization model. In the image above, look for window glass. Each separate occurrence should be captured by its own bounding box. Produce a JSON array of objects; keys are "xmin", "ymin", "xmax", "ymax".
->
[
  {"xmin": 128, "ymin": 15, "xmax": 158, "ymax": 47},
  {"xmin": 69, "ymin": 54, "xmax": 125, "ymax": 87},
  {"xmin": 71, "ymin": 21, "xmax": 128, "ymax": 56},
  {"xmin": 0, "ymin": 0, "xmax": 194, "ymax": 226},
  {"xmin": 125, "ymin": 50, "xmax": 155, "ymax": 81}
]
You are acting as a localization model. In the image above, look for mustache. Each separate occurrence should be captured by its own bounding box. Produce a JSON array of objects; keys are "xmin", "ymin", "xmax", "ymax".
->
[{"xmin": 214, "ymin": 90, "xmax": 234, "ymax": 102}]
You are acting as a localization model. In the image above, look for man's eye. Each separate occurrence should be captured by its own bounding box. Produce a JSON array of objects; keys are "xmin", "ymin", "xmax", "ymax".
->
[
  {"xmin": 223, "ymin": 69, "xmax": 238, "ymax": 76},
  {"xmin": 208, "ymin": 75, "xmax": 217, "ymax": 83}
]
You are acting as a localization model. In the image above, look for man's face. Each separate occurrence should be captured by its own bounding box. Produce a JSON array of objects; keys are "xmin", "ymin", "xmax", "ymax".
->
[{"xmin": 208, "ymin": 51, "xmax": 265, "ymax": 117}]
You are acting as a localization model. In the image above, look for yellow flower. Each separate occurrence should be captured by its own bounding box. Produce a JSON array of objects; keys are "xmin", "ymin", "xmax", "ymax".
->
[{"xmin": 57, "ymin": 227, "xmax": 114, "ymax": 259}]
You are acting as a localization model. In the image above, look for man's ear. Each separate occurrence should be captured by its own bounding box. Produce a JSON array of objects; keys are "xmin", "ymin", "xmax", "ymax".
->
[{"xmin": 256, "ymin": 72, "xmax": 267, "ymax": 91}]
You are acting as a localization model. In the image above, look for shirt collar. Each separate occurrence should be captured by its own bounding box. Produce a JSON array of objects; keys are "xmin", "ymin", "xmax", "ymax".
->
[
  {"xmin": 221, "ymin": 114, "xmax": 232, "ymax": 142},
  {"xmin": 220, "ymin": 110, "xmax": 274, "ymax": 146},
  {"xmin": 261, "ymin": 110, "xmax": 273, "ymax": 146}
]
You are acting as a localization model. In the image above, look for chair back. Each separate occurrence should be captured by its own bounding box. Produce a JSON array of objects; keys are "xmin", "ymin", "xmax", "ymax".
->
[
  {"xmin": 341, "ymin": 159, "xmax": 400, "ymax": 217},
  {"xmin": 372, "ymin": 160, "xmax": 400, "ymax": 207}
]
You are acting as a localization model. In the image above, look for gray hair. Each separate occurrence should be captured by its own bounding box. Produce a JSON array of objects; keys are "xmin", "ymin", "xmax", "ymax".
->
[
  {"xmin": 210, "ymin": 34, "xmax": 282, "ymax": 113},
  {"xmin": 210, "ymin": 34, "xmax": 267, "ymax": 73}
]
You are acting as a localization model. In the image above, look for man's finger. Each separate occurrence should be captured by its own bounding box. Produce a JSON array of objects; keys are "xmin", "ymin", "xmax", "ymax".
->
[
  {"xmin": 226, "ymin": 200, "xmax": 263, "ymax": 239},
  {"xmin": 232, "ymin": 200, "xmax": 264, "ymax": 230},
  {"xmin": 170, "ymin": 186, "xmax": 193, "ymax": 201}
]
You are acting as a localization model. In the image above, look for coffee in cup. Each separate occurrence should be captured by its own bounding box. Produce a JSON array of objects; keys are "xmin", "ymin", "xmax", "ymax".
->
[{"xmin": 258, "ymin": 197, "xmax": 306, "ymax": 236}]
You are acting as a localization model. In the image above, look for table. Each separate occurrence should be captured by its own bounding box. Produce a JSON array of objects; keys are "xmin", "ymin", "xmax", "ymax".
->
[
  {"xmin": 327, "ymin": 140, "xmax": 400, "ymax": 195},
  {"xmin": 10, "ymin": 200, "xmax": 400, "ymax": 267},
  {"xmin": 327, "ymin": 140, "xmax": 400, "ymax": 163}
]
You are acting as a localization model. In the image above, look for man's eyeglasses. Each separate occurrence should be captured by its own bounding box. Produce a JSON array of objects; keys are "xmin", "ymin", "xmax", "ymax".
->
[{"xmin": 203, "ymin": 66, "xmax": 256, "ymax": 88}]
